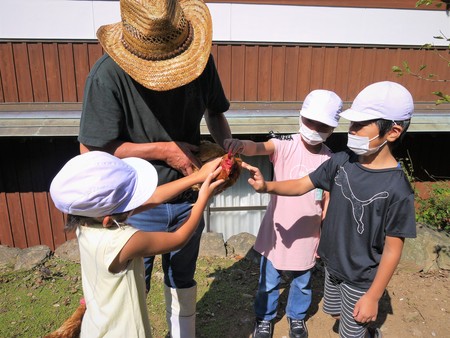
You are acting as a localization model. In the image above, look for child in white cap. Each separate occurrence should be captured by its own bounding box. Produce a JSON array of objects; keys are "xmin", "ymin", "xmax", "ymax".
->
[
  {"xmin": 242, "ymin": 81, "xmax": 417, "ymax": 338},
  {"xmin": 224, "ymin": 89, "xmax": 343, "ymax": 338},
  {"xmin": 50, "ymin": 151, "xmax": 223, "ymax": 337}
]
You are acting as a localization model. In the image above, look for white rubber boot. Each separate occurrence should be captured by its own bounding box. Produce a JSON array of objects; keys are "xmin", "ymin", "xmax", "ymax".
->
[{"xmin": 164, "ymin": 284, "xmax": 197, "ymax": 338}]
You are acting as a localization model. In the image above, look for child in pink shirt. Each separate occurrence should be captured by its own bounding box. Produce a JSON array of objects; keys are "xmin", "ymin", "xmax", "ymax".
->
[{"xmin": 225, "ymin": 90, "xmax": 342, "ymax": 338}]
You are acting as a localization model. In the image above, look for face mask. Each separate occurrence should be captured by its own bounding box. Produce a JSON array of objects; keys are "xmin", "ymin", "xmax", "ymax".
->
[
  {"xmin": 299, "ymin": 123, "xmax": 331, "ymax": 145},
  {"xmin": 347, "ymin": 133, "xmax": 387, "ymax": 156}
]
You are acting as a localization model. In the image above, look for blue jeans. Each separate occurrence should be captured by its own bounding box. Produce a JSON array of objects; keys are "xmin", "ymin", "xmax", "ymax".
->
[
  {"xmin": 128, "ymin": 202, "xmax": 205, "ymax": 291},
  {"xmin": 254, "ymin": 256, "xmax": 312, "ymax": 321}
]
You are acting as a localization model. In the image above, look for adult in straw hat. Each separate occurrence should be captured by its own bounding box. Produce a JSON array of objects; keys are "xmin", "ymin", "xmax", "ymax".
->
[{"xmin": 78, "ymin": 0, "xmax": 232, "ymax": 336}]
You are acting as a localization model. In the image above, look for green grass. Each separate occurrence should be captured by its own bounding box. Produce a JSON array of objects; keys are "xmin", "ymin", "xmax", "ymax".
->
[
  {"xmin": 0, "ymin": 258, "xmax": 83, "ymax": 337},
  {"xmin": 0, "ymin": 255, "xmax": 260, "ymax": 338}
]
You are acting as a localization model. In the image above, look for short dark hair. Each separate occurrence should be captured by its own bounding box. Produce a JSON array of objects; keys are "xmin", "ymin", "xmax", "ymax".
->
[
  {"xmin": 65, "ymin": 212, "xmax": 130, "ymax": 232},
  {"xmin": 376, "ymin": 119, "xmax": 410, "ymax": 147}
]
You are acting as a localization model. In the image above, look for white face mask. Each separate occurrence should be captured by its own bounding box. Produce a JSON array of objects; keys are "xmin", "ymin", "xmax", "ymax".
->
[
  {"xmin": 299, "ymin": 123, "xmax": 331, "ymax": 145},
  {"xmin": 347, "ymin": 133, "xmax": 387, "ymax": 156}
]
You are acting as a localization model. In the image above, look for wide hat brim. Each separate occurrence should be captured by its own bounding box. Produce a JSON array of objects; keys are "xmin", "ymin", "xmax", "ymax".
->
[
  {"xmin": 97, "ymin": 0, "xmax": 212, "ymax": 91},
  {"xmin": 118, "ymin": 157, "xmax": 158, "ymax": 215}
]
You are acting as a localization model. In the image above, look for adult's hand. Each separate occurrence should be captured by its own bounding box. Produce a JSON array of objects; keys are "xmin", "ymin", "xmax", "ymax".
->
[
  {"xmin": 80, "ymin": 141, "xmax": 202, "ymax": 176},
  {"xmin": 165, "ymin": 141, "xmax": 202, "ymax": 176}
]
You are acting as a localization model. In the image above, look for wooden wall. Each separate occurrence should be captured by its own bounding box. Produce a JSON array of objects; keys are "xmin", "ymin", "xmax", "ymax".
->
[
  {"xmin": 0, "ymin": 40, "xmax": 449, "ymax": 250},
  {"xmin": 0, "ymin": 137, "xmax": 80, "ymax": 250},
  {"xmin": 207, "ymin": 0, "xmax": 443, "ymax": 10},
  {"xmin": 1, "ymin": 41, "xmax": 448, "ymax": 104}
]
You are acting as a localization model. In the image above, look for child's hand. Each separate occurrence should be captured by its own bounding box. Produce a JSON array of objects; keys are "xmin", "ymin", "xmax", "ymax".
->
[
  {"xmin": 224, "ymin": 138, "xmax": 245, "ymax": 155},
  {"xmin": 241, "ymin": 162, "xmax": 267, "ymax": 193},
  {"xmin": 195, "ymin": 158, "xmax": 222, "ymax": 182},
  {"xmin": 199, "ymin": 166, "xmax": 225, "ymax": 197},
  {"xmin": 353, "ymin": 293, "xmax": 379, "ymax": 323}
]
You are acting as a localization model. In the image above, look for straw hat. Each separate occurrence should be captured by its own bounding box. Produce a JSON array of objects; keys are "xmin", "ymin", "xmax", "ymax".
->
[{"xmin": 97, "ymin": 0, "xmax": 212, "ymax": 91}]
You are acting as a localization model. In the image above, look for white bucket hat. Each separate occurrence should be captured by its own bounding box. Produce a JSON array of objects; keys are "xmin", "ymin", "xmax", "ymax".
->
[
  {"xmin": 300, "ymin": 89, "xmax": 343, "ymax": 127},
  {"xmin": 340, "ymin": 81, "xmax": 414, "ymax": 122},
  {"xmin": 50, "ymin": 151, "xmax": 158, "ymax": 217}
]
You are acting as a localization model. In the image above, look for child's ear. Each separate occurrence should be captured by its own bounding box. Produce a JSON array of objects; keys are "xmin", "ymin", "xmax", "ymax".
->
[{"xmin": 387, "ymin": 123, "xmax": 403, "ymax": 142}]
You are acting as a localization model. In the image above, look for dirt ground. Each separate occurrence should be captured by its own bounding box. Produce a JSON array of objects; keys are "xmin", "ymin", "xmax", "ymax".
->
[
  {"xmin": 266, "ymin": 262, "xmax": 450, "ymax": 338},
  {"xmin": 1, "ymin": 250, "xmax": 448, "ymax": 337}
]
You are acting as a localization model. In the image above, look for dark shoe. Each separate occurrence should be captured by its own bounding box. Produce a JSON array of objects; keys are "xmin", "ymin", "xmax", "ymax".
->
[
  {"xmin": 367, "ymin": 327, "xmax": 382, "ymax": 338},
  {"xmin": 288, "ymin": 317, "xmax": 308, "ymax": 338},
  {"xmin": 252, "ymin": 318, "xmax": 273, "ymax": 338}
]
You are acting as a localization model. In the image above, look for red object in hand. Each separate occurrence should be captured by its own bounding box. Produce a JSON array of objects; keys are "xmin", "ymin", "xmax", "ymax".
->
[
  {"xmin": 216, "ymin": 151, "xmax": 242, "ymax": 188},
  {"xmin": 192, "ymin": 141, "xmax": 242, "ymax": 193}
]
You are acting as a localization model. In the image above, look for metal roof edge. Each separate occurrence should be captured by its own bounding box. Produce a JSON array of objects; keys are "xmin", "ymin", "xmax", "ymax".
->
[{"xmin": 0, "ymin": 102, "xmax": 449, "ymax": 136}]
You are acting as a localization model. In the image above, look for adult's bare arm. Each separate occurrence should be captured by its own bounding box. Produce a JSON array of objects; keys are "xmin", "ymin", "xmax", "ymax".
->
[
  {"xmin": 204, "ymin": 109, "xmax": 232, "ymax": 149},
  {"xmin": 80, "ymin": 140, "xmax": 201, "ymax": 176}
]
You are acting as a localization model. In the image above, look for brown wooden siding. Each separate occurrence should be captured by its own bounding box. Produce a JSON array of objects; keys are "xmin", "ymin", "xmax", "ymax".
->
[
  {"xmin": 207, "ymin": 0, "xmax": 444, "ymax": 10},
  {"xmin": 1, "ymin": 41, "xmax": 449, "ymax": 104},
  {"xmin": 1, "ymin": 40, "xmax": 449, "ymax": 250},
  {"xmin": 0, "ymin": 137, "xmax": 79, "ymax": 250},
  {"xmin": 0, "ymin": 42, "xmax": 104, "ymax": 103}
]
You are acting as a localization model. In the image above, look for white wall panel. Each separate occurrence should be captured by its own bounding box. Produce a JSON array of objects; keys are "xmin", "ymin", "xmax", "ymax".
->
[
  {"xmin": 0, "ymin": 0, "xmax": 97, "ymax": 39},
  {"xmin": 213, "ymin": 4, "xmax": 449, "ymax": 46},
  {"xmin": 0, "ymin": 1, "xmax": 448, "ymax": 47},
  {"xmin": 92, "ymin": 1, "xmax": 120, "ymax": 32}
]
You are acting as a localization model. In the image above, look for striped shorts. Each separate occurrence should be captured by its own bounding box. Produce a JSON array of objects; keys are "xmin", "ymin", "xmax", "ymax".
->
[{"xmin": 322, "ymin": 268, "xmax": 370, "ymax": 338}]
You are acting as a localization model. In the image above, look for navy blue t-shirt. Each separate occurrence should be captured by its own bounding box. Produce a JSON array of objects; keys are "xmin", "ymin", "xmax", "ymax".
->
[
  {"xmin": 309, "ymin": 150, "xmax": 416, "ymax": 288},
  {"xmin": 79, "ymin": 54, "xmax": 230, "ymax": 185}
]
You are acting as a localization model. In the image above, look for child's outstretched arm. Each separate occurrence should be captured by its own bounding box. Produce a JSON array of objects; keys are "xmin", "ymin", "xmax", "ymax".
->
[
  {"xmin": 134, "ymin": 158, "xmax": 222, "ymax": 213},
  {"xmin": 241, "ymin": 162, "xmax": 315, "ymax": 196},
  {"xmin": 352, "ymin": 236, "xmax": 405, "ymax": 323},
  {"xmin": 111, "ymin": 168, "xmax": 224, "ymax": 272},
  {"xmin": 224, "ymin": 138, "xmax": 274, "ymax": 156}
]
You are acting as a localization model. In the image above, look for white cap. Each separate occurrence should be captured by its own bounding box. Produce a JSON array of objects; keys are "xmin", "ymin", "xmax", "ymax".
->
[
  {"xmin": 340, "ymin": 81, "xmax": 414, "ymax": 122},
  {"xmin": 300, "ymin": 89, "xmax": 343, "ymax": 127},
  {"xmin": 50, "ymin": 151, "xmax": 158, "ymax": 217}
]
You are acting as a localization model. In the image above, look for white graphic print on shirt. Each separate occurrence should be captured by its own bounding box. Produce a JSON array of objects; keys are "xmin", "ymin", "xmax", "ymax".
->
[{"xmin": 334, "ymin": 167, "xmax": 389, "ymax": 234}]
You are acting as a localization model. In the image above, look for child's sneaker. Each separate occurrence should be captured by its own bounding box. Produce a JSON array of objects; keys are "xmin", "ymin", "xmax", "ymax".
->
[
  {"xmin": 367, "ymin": 327, "xmax": 382, "ymax": 338},
  {"xmin": 287, "ymin": 317, "xmax": 308, "ymax": 338},
  {"xmin": 252, "ymin": 318, "xmax": 273, "ymax": 338}
]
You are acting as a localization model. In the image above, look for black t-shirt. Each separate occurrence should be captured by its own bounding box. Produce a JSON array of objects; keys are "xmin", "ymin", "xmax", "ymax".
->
[
  {"xmin": 79, "ymin": 54, "xmax": 230, "ymax": 185},
  {"xmin": 309, "ymin": 150, "xmax": 416, "ymax": 288}
]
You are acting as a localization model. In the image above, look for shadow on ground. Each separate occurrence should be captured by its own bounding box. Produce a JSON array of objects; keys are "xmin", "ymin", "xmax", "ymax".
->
[{"xmin": 195, "ymin": 253, "xmax": 392, "ymax": 337}]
